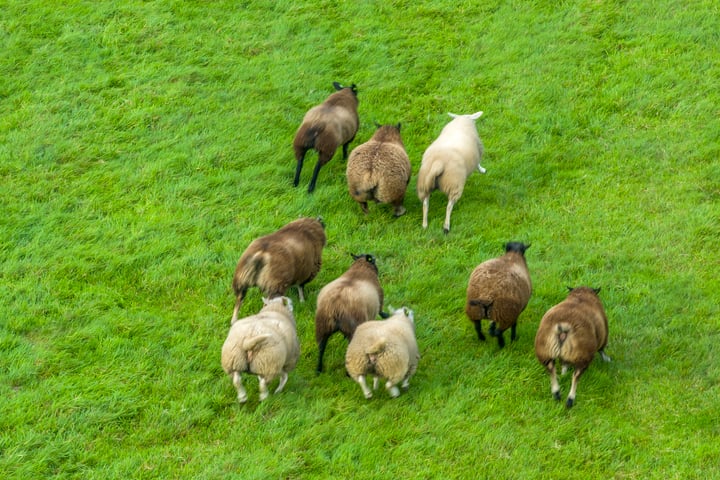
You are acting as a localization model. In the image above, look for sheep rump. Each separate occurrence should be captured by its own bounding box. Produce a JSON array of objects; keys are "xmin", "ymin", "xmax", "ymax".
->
[
  {"xmin": 465, "ymin": 242, "xmax": 532, "ymax": 348},
  {"xmin": 346, "ymin": 123, "xmax": 411, "ymax": 217},
  {"xmin": 314, "ymin": 253, "xmax": 385, "ymax": 373},
  {"xmin": 221, "ymin": 296, "xmax": 300, "ymax": 403},
  {"xmin": 534, "ymin": 286, "xmax": 610, "ymax": 408},
  {"xmin": 345, "ymin": 307, "xmax": 419, "ymax": 399},
  {"xmin": 232, "ymin": 217, "xmax": 326, "ymax": 323},
  {"xmin": 293, "ymin": 82, "xmax": 359, "ymax": 193},
  {"xmin": 417, "ymin": 111, "xmax": 486, "ymax": 233}
]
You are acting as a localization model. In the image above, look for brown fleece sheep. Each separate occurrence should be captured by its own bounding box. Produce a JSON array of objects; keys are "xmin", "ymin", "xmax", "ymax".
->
[
  {"xmin": 534, "ymin": 286, "xmax": 611, "ymax": 408},
  {"xmin": 231, "ymin": 217, "xmax": 326, "ymax": 323},
  {"xmin": 314, "ymin": 253, "xmax": 386, "ymax": 373},
  {"xmin": 465, "ymin": 242, "xmax": 532, "ymax": 348},
  {"xmin": 293, "ymin": 82, "xmax": 359, "ymax": 193},
  {"xmin": 346, "ymin": 123, "xmax": 411, "ymax": 217}
]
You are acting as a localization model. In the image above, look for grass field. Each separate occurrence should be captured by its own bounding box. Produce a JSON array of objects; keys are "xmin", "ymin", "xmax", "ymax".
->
[{"xmin": 2, "ymin": 1, "xmax": 719, "ymax": 478}]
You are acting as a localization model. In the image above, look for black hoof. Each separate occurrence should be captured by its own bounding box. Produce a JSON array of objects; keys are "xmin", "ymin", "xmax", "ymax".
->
[
  {"xmin": 565, "ymin": 397, "xmax": 575, "ymax": 408},
  {"xmin": 553, "ymin": 391, "xmax": 561, "ymax": 401}
]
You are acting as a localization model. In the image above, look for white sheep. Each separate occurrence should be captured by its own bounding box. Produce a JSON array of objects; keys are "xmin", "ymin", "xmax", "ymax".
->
[
  {"xmin": 221, "ymin": 296, "xmax": 300, "ymax": 403},
  {"xmin": 345, "ymin": 306, "xmax": 419, "ymax": 399},
  {"xmin": 534, "ymin": 286, "xmax": 611, "ymax": 408},
  {"xmin": 416, "ymin": 111, "xmax": 486, "ymax": 233}
]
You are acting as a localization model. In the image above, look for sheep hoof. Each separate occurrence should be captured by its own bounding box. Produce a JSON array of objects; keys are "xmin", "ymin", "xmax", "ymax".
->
[
  {"xmin": 443, "ymin": 227, "xmax": 450, "ymax": 235},
  {"xmin": 565, "ymin": 397, "xmax": 575, "ymax": 408},
  {"xmin": 393, "ymin": 206, "xmax": 406, "ymax": 217},
  {"xmin": 388, "ymin": 385, "xmax": 400, "ymax": 398},
  {"xmin": 552, "ymin": 391, "xmax": 561, "ymax": 402},
  {"xmin": 237, "ymin": 394, "xmax": 248, "ymax": 404},
  {"xmin": 364, "ymin": 391, "xmax": 373, "ymax": 399}
]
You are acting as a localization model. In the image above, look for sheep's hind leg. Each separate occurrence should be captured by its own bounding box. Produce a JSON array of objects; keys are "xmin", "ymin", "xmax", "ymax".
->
[
  {"xmin": 599, "ymin": 349, "xmax": 612, "ymax": 362},
  {"xmin": 545, "ymin": 361, "xmax": 561, "ymax": 401},
  {"xmin": 477, "ymin": 164, "xmax": 487, "ymax": 174},
  {"xmin": 385, "ymin": 380, "xmax": 400, "ymax": 398},
  {"xmin": 443, "ymin": 199, "xmax": 456, "ymax": 234},
  {"xmin": 232, "ymin": 372, "xmax": 248, "ymax": 403},
  {"xmin": 275, "ymin": 371, "xmax": 289, "ymax": 394},
  {"xmin": 473, "ymin": 321, "xmax": 486, "ymax": 341},
  {"xmin": 258, "ymin": 376, "xmax": 270, "ymax": 401},
  {"xmin": 293, "ymin": 151, "xmax": 306, "ymax": 187},
  {"xmin": 566, "ymin": 366, "xmax": 586, "ymax": 408},
  {"xmin": 510, "ymin": 323, "xmax": 518, "ymax": 342},
  {"xmin": 357, "ymin": 375, "xmax": 373, "ymax": 399}
]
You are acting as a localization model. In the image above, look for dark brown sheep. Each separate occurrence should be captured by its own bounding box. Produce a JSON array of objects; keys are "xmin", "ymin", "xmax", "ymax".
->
[
  {"xmin": 346, "ymin": 123, "xmax": 411, "ymax": 217},
  {"xmin": 314, "ymin": 253, "xmax": 385, "ymax": 373},
  {"xmin": 534, "ymin": 286, "xmax": 611, "ymax": 408},
  {"xmin": 231, "ymin": 217, "xmax": 326, "ymax": 323},
  {"xmin": 293, "ymin": 82, "xmax": 359, "ymax": 193},
  {"xmin": 465, "ymin": 242, "xmax": 532, "ymax": 348}
]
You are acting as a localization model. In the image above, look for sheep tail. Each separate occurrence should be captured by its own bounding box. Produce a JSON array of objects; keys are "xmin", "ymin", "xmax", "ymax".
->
[
  {"xmin": 242, "ymin": 333, "xmax": 272, "ymax": 357},
  {"xmin": 298, "ymin": 124, "xmax": 326, "ymax": 149},
  {"xmin": 469, "ymin": 299, "xmax": 493, "ymax": 319},
  {"xmin": 233, "ymin": 251, "xmax": 266, "ymax": 294},
  {"xmin": 367, "ymin": 337, "xmax": 387, "ymax": 357},
  {"xmin": 555, "ymin": 323, "xmax": 571, "ymax": 346},
  {"xmin": 417, "ymin": 160, "xmax": 444, "ymax": 197}
]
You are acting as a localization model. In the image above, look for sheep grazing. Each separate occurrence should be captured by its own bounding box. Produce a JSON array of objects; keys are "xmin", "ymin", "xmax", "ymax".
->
[
  {"xmin": 293, "ymin": 82, "xmax": 360, "ymax": 193},
  {"xmin": 314, "ymin": 253, "xmax": 386, "ymax": 373},
  {"xmin": 345, "ymin": 306, "xmax": 419, "ymax": 399},
  {"xmin": 534, "ymin": 286, "xmax": 611, "ymax": 408},
  {"xmin": 465, "ymin": 242, "xmax": 532, "ymax": 349},
  {"xmin": 231, "ymin": 217, "xmax": 326, "ymax": 323},
  {"xmin": 346, "ymin": 123, "xmax": 412, "ymax": 217},
  {"xmin": 221, "ymin": 296, "xmax": 300, "ymax": 403},
  {"xmin": 417, "ymin": 111, "xmax": 486, "ymax": 233}
]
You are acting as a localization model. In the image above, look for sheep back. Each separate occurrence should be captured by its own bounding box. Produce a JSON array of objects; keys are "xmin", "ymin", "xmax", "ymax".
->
[
  {"xmin": 314, "ymin": 253, "xmax": 384, "ymax": 372},
  {"xmin": 346, "ymin": 123, "xmax": 411, "ymax": 216},
  {"xmin": 232, "ymin": 217, "xmax": 326, "ymax": 318},
  {"xmin": 221, "ymin": 297, "xmax": 300, "ymax": 379},
  {"xmin": 417, "ymin": 112, "xmax": 484, "ymax": 201},
  {"xmin": 345, "ymin": 308, "xmax": 419, "ymax": 387},
  {"xmin": 534, "ymin": 287, "xmax": 609, "ymax": 369}
]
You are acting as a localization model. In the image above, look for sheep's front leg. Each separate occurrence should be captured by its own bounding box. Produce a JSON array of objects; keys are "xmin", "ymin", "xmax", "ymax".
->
[
  {"xmin": 356, "ymin": 375, "xmax": 373, "ymax": 399},
  {"xmin": 297, "ymin": 285, "xmax": 305, "ymax": 303},
  {"xmin": 275, "ymin": 371, "xmax": 289, "ymax": 394},
  {"xmin": 421, "ymin": 197, "xmax": 430, "ymax": 229},
  {"xmin": 232, "ymin": 372, "xmax": 248, "ymax": 403},
  {"xmin": 599, "ymin": 349, "xmax": 612, "ymax": 362},
  {"xmin": 443, "ymin": 199, "xmax": 456, "ymax": 234},
  {"xmin": 294, "ymin": 151, "xmax": 306, "ymax": 187}
]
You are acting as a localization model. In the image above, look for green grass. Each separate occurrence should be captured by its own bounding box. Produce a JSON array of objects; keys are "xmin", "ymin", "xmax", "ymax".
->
[{"xmin": 2, "ymin": 0, "xmax": 719, "ymax": 478}]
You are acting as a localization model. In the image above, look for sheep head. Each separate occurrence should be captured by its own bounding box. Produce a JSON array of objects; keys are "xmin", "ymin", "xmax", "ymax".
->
[
  {"xmin": 332, "ymin": 81, "xmax": 358, "ymax": 96},
  {"xmin": 262, "ymin": 296, "xmax": 294, "ymax": 313},
  {"xmin": 504, "ymin": 241, "xmax": 531, "ymax": 255}
]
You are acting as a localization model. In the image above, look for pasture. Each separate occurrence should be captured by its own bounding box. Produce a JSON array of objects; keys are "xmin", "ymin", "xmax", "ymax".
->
[{"xmin": 1, "ymin": 1, "xmax": 719, "ymax": 478}]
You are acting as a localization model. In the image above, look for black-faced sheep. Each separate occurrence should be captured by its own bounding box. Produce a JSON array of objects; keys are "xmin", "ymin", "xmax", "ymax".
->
[
  {"xmin": 417, "ymin": 111, "xmax": 486, "ymax": 233},
  {"xmin": 346, "ymin": 123, "xmax": 411, "ymax": 217},
  {"xmin": 345, "ymin": 306, "xmax": 419, "ymax": 399},
  {"xmin": 293, "ymin": 82, "xmax": 359, "ymax": 193},
  {"xmin": 465, "ymin": 242, "xmax": 532, "ymax": 348},
  {"xmin": 534, "ymin": 286, "xmax": 611, "ymax": 408},
  {"xmin": 314, "ymin": 253, "xmax": 385, "ymax": 373},
  {"xmin": 221, "ymin": 296, "xmax": 300, "ymax": 403},
  {"xmin": 231, "ymin": 217, "xmax": 326, "ymax": 323}
]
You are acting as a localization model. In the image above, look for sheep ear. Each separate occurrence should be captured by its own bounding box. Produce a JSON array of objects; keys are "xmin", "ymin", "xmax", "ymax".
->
[
  {"xmin": 365, "ymin": 254, "xmax": 375, "ymax": 264},
  {"xmin": 448, "ymin": 112, "xmax": 458, "ymax": 118},
  {"xmin": 566, "ymin": 286, "xmax": 574, "ymax": 292},
  {"xmin": 374, "ymin": 121, "xmax": 381, "ymax": 128},
  {"xmin": 351, "ymin": 253, "xmax": 360, "ymax": 260},
  {"xmin": 332, "ymin": 81, "xmax": 342, "ymax": 90},
  {"xmin": 396, "ymin": 122, "xmax": 402, "ymax": 131},
  {"xmin": 350, "ymin": 83, "xmax": 358, "ymax": 93},
  {"xmin": 593, "ymin": 287, "xmax": 602, "ymax": 294},
  {"xmin": 470, "ymin": 111, "xmax": 483, "ymax": 120}
]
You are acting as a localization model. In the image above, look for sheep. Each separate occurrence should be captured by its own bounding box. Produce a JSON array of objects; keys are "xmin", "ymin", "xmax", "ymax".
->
[
  {"xmin": 314, "ymin": 253, "xmax": 386, "ymax": 373},
  {"xmin": 465, "ymin": 242, "xmax": 532, "ymax": 349},
  {"xmin": 346, "ymin": 123, "xmax": 412, "ymax": 217},
  {"xmin": 345, "ymin": 306, "xmax": 419, "ymax": 399},
  {"xmin": 416, "ymin": 111, "xmax": 486, "ymax": 233},
  {"xmin": 221, "ymin": 296, "xmax": 300, "ymax": 403},
  {"xmin": 293, "ymin": 82, "xmax": 360, "ymax": 193},
  {"xmin": 231, "ymin": 216, "xmax": 326, "ymax": 323},
  {"xmin": 534, "ymin": 286, "xmax": 611, "ymax": 408}
]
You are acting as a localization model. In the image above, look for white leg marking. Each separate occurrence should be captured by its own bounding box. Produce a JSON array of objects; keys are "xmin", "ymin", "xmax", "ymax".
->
[
  {"xmin": 357, "ymin": 375, "xmax": 372, "ymax": 399},
  {"xmin": 372, "ymin": 376, "xmax": 379, "ymax": 391},
  {"xmin": 477, "ymin": 164, "xmax": 487, "ymax": 174},
  {"xmin": 444, "ymin": 199, "xmax": 456, "ymax": 232},
  {"xmin": 258, "ymin": 376, "xmax": 269, "ymax": 401},
  {"xmin": 600, "ymin": 351, "xmax": 612, "ymax": 362},
  {"xmin": 422, "ymin": 197, "xmax": 429, "ymax": 229},
  {"xmin": 298, "ymin": 286, "xmax": 305, "ymax": 303},
  {"xmin": 233, "ymin": 372, "xmax": 248, "ymax": 403},
  {"xmin": 275, "ymin": 371, "xmax": 289, "ymax": 394},
  {"xmin": 386, "ymin": 381, "xmax": 400, "ymax": 398}
]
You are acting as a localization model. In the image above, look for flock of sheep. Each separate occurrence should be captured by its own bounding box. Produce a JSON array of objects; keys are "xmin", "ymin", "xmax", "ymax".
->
[{"xmin": 221, "ymin": 82, "xmax": 611, "ymax": 408}]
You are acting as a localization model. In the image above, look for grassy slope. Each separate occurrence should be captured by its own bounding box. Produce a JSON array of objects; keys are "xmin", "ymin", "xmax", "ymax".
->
[{"xmin": 1, "ymin": 0, "xmax": 719, "ymax": 478}]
